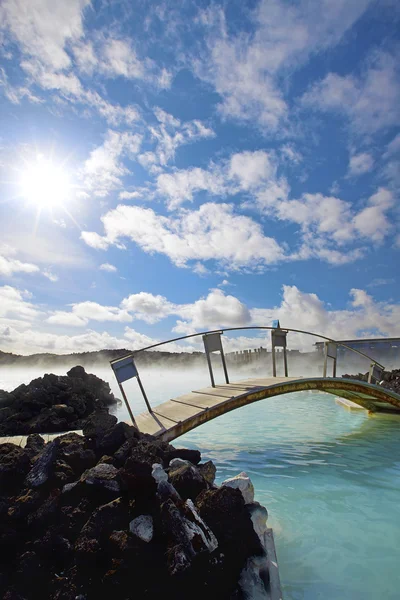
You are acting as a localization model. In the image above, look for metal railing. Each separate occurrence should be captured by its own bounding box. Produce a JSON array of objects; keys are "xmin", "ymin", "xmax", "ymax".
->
[{"xmin": 110, "ymin": 326, "xmax": 385, "ymax": 426}]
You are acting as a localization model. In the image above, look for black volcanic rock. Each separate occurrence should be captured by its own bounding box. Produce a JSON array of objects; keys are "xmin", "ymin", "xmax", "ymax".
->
[
  {"xmin": 343, "ymin": 367, "xmax": 400, "ymax": 395},
  {"xmin": 0, "ymin": 367, "xmax": 119, "ymax": 436},
  {"xmin": 0, "ymin": 424, "xmax": 264, "ymax": 600}
]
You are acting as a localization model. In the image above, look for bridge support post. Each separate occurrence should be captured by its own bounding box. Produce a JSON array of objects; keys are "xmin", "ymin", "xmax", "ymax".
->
[
  {"xmin": 272, "ymin": 347, "xmax": 277, "ymax": 378},
  {"xmin": 323, "ymin": 342, "xmax": 337, "ymax": 378},
  {"xmin": 271, "ymin": 323, "xmax": 289, "ymax": 377},
  {"xmin": 205, "ymin": 347, "xmax": 215, "ymax": 387},
  {"xmin": 116, "ymin": 381, "xmax": 138, "ymax": 428}
]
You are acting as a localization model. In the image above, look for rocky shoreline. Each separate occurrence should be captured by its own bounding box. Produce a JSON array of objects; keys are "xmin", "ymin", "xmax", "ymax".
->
[
  {"xmin": 0, "ymin": 366, "xmax": 119, "ymax": 436},
  {"xmin": 342, "ymin": 367, "xmax": 400, "ymax": 395},
  {"xmin": 0, "ymin": 418, "xmax": 274, "ymax": 600}
]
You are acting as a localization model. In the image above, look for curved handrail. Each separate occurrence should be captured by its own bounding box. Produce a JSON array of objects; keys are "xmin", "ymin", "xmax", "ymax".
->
[{"xmin": 110, "ymin": 326, "xmax": 384, "ymax": 370}]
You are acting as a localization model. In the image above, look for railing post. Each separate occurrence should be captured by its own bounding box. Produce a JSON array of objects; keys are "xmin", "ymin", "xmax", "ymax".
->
[
  {"xmin": 283, "ymin": 348, "xmax": 288, "ymax": 377},
  {"xmin": 137, "ymin": 374, "xmax": 152, "ymax": 413},
  {"xmin": 117, "ymin": 381, "xmax": 138, "ymax": 428},
  {"xmin": 323, "ymin": 342, "xmax": 337, "ymax": 378},
  {"xmin": 220, "ymin": 345, "xmax": 230, "ymax": 384},
  {"xmin": 205, "ymin": 348, "xmax": 215, "ymax": 387},
  {"xmin": 323, "ymin": 343, "xmax": 328, "ymax": 378},
  {"xmin": 272, "ymin": 347, "xmax": 277, "ymax": 377}
]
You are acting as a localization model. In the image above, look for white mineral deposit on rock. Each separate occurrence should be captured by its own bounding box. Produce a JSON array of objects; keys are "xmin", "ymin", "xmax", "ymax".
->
[
  {"xmin": 129, "ymin": 515, "xmax": 154, "ymax": 543},
  {"xmin": 221, "ymin": 471, "xmax": 255, "ymax": 504},
  {"xmin": 152, "ymin": 462, "xmax": 168, "ymax": 483}
]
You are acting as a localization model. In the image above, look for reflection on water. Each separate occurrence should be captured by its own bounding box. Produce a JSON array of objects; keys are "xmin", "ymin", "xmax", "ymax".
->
[{"xmin": 1, "ymin": 365, "xmax": 400, "ymax": 599}]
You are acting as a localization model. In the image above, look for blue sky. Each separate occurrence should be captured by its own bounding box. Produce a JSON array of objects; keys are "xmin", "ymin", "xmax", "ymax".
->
[{"xmin": 0, "ymin": 0, "xmax": 399, "ymax": 355}]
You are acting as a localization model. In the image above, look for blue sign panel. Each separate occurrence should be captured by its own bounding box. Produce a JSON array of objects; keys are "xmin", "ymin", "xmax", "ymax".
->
[
  {"xmin": 112, "ymin": 357, "xmax": 138, "ymax": 384},
  {"xmin": 271, "ymin": 319, "xmax": 280, "ymax": 329}
]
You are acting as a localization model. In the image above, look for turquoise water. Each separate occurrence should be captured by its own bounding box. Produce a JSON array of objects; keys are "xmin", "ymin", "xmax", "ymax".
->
[
  {"xmin": 1, "ymin": 365, "xmax": 400, "ymax": 598},
  {"xmin": 177, "ymin": 394, "xmax": 400, "ymax": 600}
]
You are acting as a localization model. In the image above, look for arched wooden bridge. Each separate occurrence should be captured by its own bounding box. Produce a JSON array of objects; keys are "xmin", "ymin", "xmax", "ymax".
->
[
  {"xmin": 110, "ymin": 326, "xmax": 400, "ymax": 442},
  {"xmin": 135, "ymin": 376, "xmax": 400, "ymax": 442}
]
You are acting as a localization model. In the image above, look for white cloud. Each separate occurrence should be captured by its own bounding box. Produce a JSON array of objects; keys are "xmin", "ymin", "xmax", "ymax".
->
[
  {"xmin": 382, "ymin": 133, "xmax": 400, "ymax": 188},
  {"xmin": 192, "ymin": 262, "xmax": 209, "ymax": 276},
  {"xmin": 250, "ymin": 284, "xmax": 400, "ymax": 348},
  {"xmin": 47, "ymin": 301, "xmax": 133, "ymax": 327},
  {"xmin": 195, "ymin": 0, "xmax": 372, "ymax": 130},
  {"xmin": 156, "ymin": 149, "xmax": 289, "ymax": 209},
  {"xmin": 122, "ymin": 288, "xmax": 250, "ymax": 331},
  {"xmin": 141, "ymin": 107, "xmax": 215, "ymax": 172},
  {"xmin": 0, "ymin": 253, "xmax": 40, "ymax": 277},
  {"xmin": 82, "ymin": 129, "xmax": 142, "ymax": 196},
  {"xmin": 352, "ymin": 188, "xmax": 394, "ymax": 242},
  {"xmin": 43, "ymin": 270, "xmax": 59, "ymax": 282},
  {"xmin": 178, "ymin": 289, "xmax": 251, "ymax": 330},
  {"xmin": 383, "ymin": 133, "xmax": 400, "ymax": 159},
  {"xmin": 229, "ymin": 150, "xmax": 275, "ymax": 190},
  {"xmin": 348, "ymin": 152, "xmax": 374, "ymax": 177},
  {"xmin": 21, "ymin": 58, "xmax": 83, "ymax": 95},
  {"xmin": 46, "ymin": 311, "xmax": 88, "ymax": 327},
  {"xmin": 280, "ymin": 144, "xmax": 302, "ymax": 164},
  {"xmin": 72, "ymin": 40, "xmax": 98, "ymax": 75},
  {"xmin": 0, "ymin": 285, "xmax": 41, "ymax": 321},
  {"xmin": 2, "ymin": 283, "xmax": 400, "ymax": 356},
  {"xmin": 367, "ymin": 278, "xmax": 395, "ymax": 288},
  {"xmin": 100, "ymin": 38, "xmax": 145, "ymax": 80},
  {"xmin": 138, "ymin": 152, "xmax": 162, "ymax": 175},
  {"xmin": 81, "ymin": 202, "xmax": 286, "ymax": 271},
  {"xmin": 0, "ymin": 0, "xmax": 90, "ymax": 70},
  {"xmin": 302, "ymin": 49, "xmax": 400, "ymax": 134},
  {"xmin": 119, "ymin": 191, "xmax": 142, "ymax": 200},
  {"xmin": 80, "ymin": 90, "xmax": 140, "ymax": 126},
  {"xmin": 256, "ymin": 187, "xmax": 395, "ymax": 257},
  {"xmin": 0, "ymin": 67, "xmax": 42, "ymax": 105},
  {"xmin": 100, "ymin": 263, "xmax": 117, "ymax": 272},
  {"xmin": 157, "ymin": 167, "xmax": 225, "ymax": 209},
  {"xmin": 121, "ymin": 292, "xmax": 174, "ymax": 324},
  {"xmin": 12, "ymin": 55, "xmax": 141, "ymax": 126},
  {"xmin": 0, "ymin": 326, "xmax": 129, "ymax": 355},
  {"xmin": 0, "ymin": 245, "xmax": 63, "ymax": 280},
  {"xmin": 80, "ymin": 231, "xmax": 110, "ymax": 250}
]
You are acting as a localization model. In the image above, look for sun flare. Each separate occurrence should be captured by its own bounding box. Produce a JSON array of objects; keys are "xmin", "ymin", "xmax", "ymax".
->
[{"xmin": 19, "ymin": 155, "xmax": 71, "ymax": 208}]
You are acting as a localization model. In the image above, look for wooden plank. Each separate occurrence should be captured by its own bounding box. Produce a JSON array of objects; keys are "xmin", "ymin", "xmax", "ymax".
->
[
  {"xmin": 172, "ymin": 392, "xmax": 223, "ymax": 409},
  {"xmin": 192, "ymin": 388, "xmax": 236, "ymax": 399},
  {"xmin": 152, "ymin": 399, "xmax": 202, "ymax": 422},
  {"xmin": 135, "ymin": 411, "xmax": 170, "ymax": 436}
]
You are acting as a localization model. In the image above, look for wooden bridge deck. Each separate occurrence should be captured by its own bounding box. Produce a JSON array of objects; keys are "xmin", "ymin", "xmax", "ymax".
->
[{"xmin": 135, "ymin": 376, "xmax": 400, "ymax": 442}]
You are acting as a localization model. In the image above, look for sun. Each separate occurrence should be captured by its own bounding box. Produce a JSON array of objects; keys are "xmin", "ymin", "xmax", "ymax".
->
[{"xmin": 19, "ymin": 154, "xmax": 71, "ymax": 209}]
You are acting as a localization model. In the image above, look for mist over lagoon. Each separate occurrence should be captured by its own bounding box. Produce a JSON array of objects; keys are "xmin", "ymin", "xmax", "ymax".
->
[{"xmin": 1, "ymin": 353, "xmax": 400, "ymax": 599}]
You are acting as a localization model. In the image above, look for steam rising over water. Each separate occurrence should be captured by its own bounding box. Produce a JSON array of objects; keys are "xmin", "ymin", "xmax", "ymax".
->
[{"xmin": 1, "ymin": 362, "xmax": 399, "ymax": 599}]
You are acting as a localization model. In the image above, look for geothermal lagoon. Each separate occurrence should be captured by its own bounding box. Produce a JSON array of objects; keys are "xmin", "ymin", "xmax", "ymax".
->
[{"xmin": 1, "ymin": 363, "xmax": 399, "ymax": 600}]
